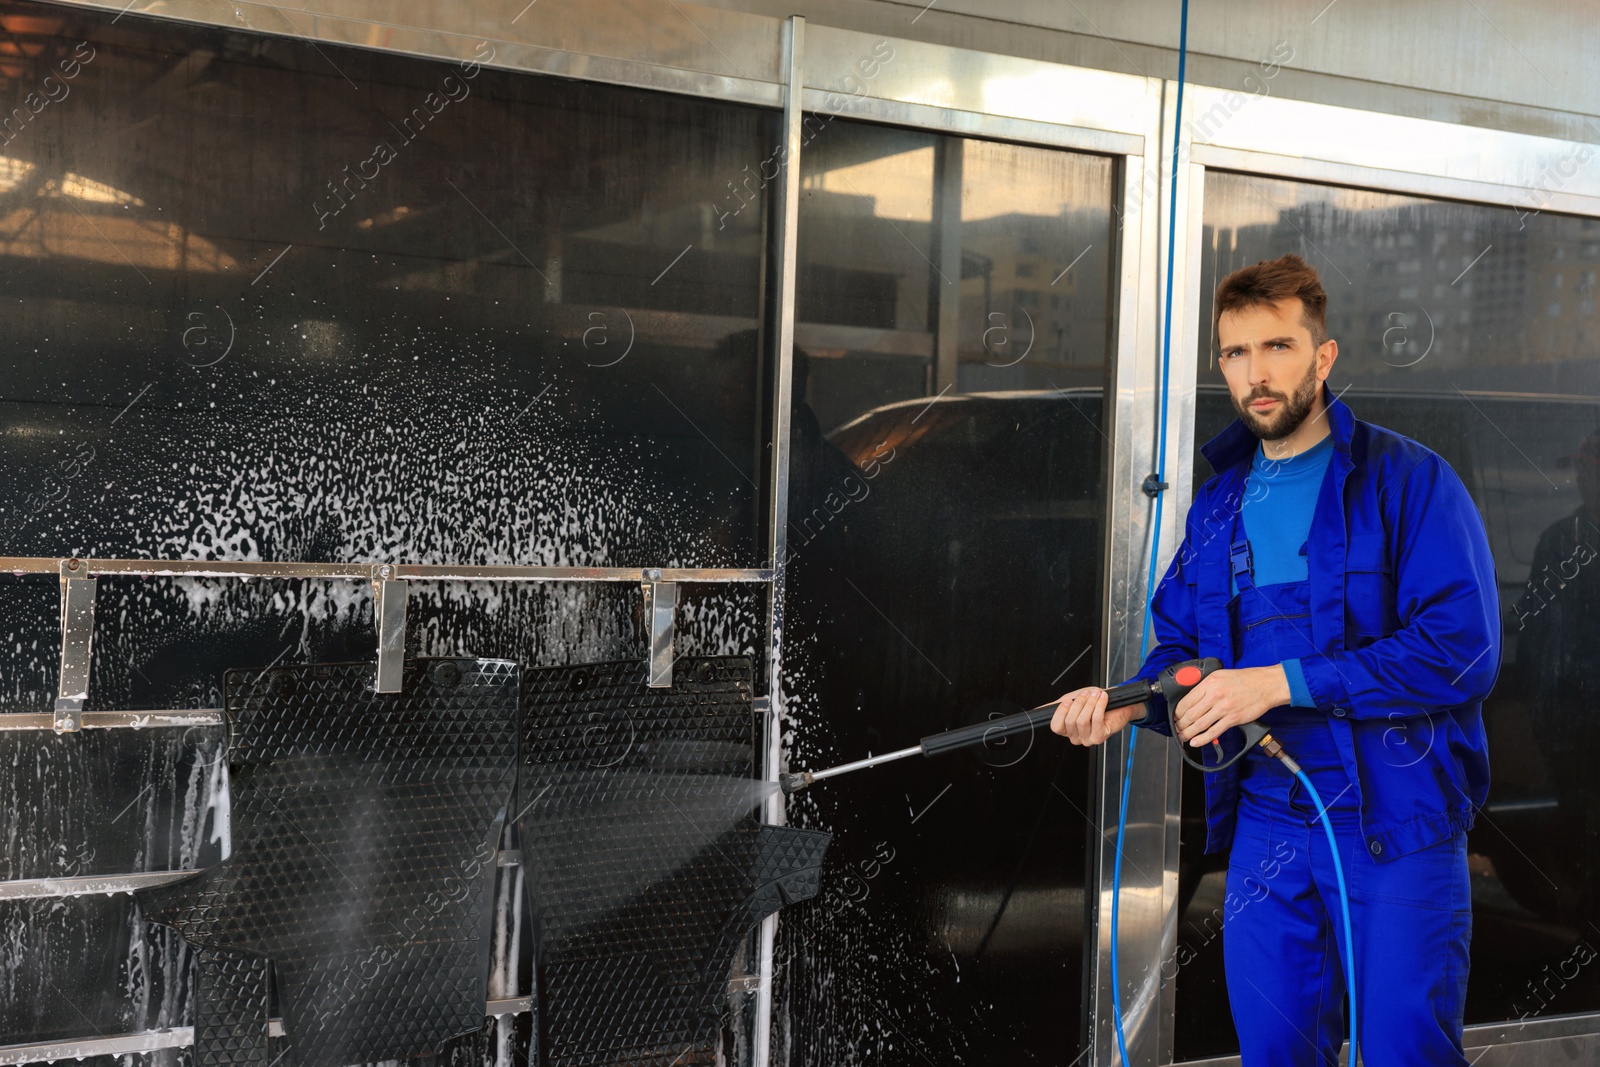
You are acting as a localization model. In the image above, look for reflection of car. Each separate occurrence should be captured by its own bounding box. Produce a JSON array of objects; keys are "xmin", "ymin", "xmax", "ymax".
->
[
  {"xmin": 828, "ymin": 387, "xmax": 1109, "ymax": 715},
  {"xmin": 787, "ymin": 388, "xmax": 1114, "ymax": 1063},
  {"xmin": 822, "ymin": 383, "xmax": 1600, "ymax": 928}
]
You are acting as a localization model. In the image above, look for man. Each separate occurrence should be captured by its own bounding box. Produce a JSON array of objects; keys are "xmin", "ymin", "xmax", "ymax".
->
[{"xmin": 1052, "ymin": 253, "xmax": 1500, "ymax": 1064}]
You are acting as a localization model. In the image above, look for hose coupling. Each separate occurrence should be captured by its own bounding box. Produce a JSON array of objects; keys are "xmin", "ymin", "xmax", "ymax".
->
[{"xmin": 1258, "ymin": 731, "xmax": 1304, "ymax": 774}]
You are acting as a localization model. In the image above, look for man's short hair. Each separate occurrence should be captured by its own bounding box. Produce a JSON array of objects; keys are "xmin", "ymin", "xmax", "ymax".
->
[{"xmin": 1213, "ymin": 253, "xmax": 1329, "ymax": 351}]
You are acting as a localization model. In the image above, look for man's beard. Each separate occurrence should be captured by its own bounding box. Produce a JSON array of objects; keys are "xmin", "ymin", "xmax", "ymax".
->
[{"xmin": 1232, "ymin": 359, "xmax": 1321, "ymax": 441}]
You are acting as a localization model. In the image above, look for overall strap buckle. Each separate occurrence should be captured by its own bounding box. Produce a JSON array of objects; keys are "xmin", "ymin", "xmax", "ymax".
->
[{"xmin": 1229, "ymin": 539, "xmax": 1253, "ymax": 580}]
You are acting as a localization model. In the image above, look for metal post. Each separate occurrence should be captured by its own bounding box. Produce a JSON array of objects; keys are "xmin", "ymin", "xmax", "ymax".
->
[
  {"xmin": 1090, "ymin": 76, "xmax": 1202, "ymax": 1067},
  {"xmin": 642, "ymin": 574, "xmax": 678, "ymax": 688},
  {"xmin": 374, "ymin": 571, "xmax": 409, "ymax": 694},
  {"xmin": 754, "ymin": 14, "xmax": 803, "ymax": 1067},
  {"xmin": 55, "ymin": 558, "xmax": 97, "ymax": 733},
  {"xmin": 930, "ymin": 138, "xmax": 964, "ymax": 394}
]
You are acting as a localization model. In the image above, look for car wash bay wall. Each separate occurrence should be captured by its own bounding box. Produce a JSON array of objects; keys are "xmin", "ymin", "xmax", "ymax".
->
[
  {"xmin": 712, "ymin": 0, "xmax": 1600, "ymax": 142},
  {"xmin": 5, "ymin": 2, "xmax": 1600, "ymax": 1067},
  {"xmin": 0, "ymin": 3, "xmax": 784, "ymax": 1061}
]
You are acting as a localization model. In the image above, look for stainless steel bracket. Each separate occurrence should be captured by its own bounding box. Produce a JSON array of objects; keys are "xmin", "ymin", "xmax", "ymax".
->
[
  {"xmin": 0, "ymin": 709, "xmax": 223, "ymax": 731},
  {"xmin": 642, "ymin": 572, "xmax": 678, "ymax": 688},
  {"xmin": 372, "ymin": 567, "xmax": 408, "ymax": 694},
  {"xmin": 0, "ymin": 1002, "xmax": 541, "ymax": 1066},
  {"xmin": 0, "ymin": 870, "xmax": 200, "ymax": 901},
  {"xmin": 55, "ymin": 559, "xmax": 97, "ymax": 733},
  {"xmin": 0, "ymin": 855, "xmax": 523, "ymax": 900},
  {"xmin": 6, "ymin": 554, "xmax": 768, "ymax": 726}
]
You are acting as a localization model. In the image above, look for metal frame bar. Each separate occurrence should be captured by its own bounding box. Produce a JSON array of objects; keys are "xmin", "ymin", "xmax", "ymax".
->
[
  {"xmin": 1185, "ymin": 82, "xmax": 1600, "ymax": 220},
  {"xmin": 929, "ymin": 137, "xmax": 964, "ymax": 395},
  {"xmin": 1195, "ymin": 144, "xmax": 1600, "ymax": 221},
  {"xmin": 0, "ymin": 852, "xmax": 524, "ymax": 901},
  {"xmin": 801, "ymin": 24, "xmax": 1148, "ymax": 147},
  {"xmin": 1090, "ymin": 144, "xmax": 1148, "ymax": 1066},
  {"xmin": 0, "ymin": 709, "xmax": 222, "ymax": 730},
  {"xmin": 1176, "ymin": 1011, "xmax": 1600, "ymax": 1067},
  {"xmin": 1158, "ymin": 160, "xmax": 1208, "ymax": 1065},
  {"xmin": 373, "ymin": 576, "xmax": 408, "ymax": 694},
  {"xmin": 1092, "ymin": 75, "xmax": 1209, "ymax": 1067},
  {"xmin": 1, "ymin": 558, "xmax": 773, "ymax": 582},
  {"xmin": 753, "ymin": 16, "xmax": 804, "ymax": 1067},
  {"xmin": 3, "ymin": 982, "xmax": 870, "ymax": 1067},
  {"xmin": 54, "ymin": 562, "xmax": 97, "ymax": 733},
  {"xmin": 35, "ymin": 0, "xmax": 786, "ymax": 109},
  {"xmin": 0, "ymin": 1000, "xmax": 531, "ymax": 1067},
  {"xmin": 0, "ymin": 870, "xmax": 201, "ymax": 900},
  {"xmin": 1090, "ymin": 69, "xmax": 1182, "ymax": 1067},
  {"xmin": 31, "ymin": 0, "xmax": 1160, "ymax": 158},
  {"xmin": 798, "ymin": 89, "xmax": 1144, "ymax": 157},
  {"xmin": 642, "ymin": 577, "xmax": 679, "ymax": 688},
  {"xmin": 6, "ymin": 556, "xmax": 771, "ymax": 717}
]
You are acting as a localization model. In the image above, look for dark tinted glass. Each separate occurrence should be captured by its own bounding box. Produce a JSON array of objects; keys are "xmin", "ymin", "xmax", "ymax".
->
[
  {"xmin": 776, "ymin": 117, "xmax": 1116, "ymax": 1065},
  {"xmin": 1, "ymin": 12, "xmax": 768, "ymax": 574},
  {"xmin": 0, "ymin": 0, "xmax": 772, "ymax": 1052},
  {"xmin": 1177, "ymin": 171, "xmax": 1600, "ymax": 1059}
]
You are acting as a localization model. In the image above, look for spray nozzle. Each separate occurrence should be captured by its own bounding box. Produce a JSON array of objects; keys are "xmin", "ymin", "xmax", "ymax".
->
[{"xmin": 778, "ymin": 771, "xmax": 814, "ymax": 795}]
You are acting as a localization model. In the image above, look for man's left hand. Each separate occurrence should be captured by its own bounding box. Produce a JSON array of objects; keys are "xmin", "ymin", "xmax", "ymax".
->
[{"xmin": 1172, "ymin": 665, "xmax": 1291, "ymax": 747}]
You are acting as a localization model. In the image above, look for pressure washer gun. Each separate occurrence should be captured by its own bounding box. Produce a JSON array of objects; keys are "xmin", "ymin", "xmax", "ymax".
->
[{"xmin": 780, "ymin": 656, "xmax": 1270, "ymax": 794}]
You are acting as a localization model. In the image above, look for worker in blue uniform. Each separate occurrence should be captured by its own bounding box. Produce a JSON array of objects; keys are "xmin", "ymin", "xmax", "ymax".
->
[{"xmin": 1051, "ymin": 253, "xmax": 1501, "ymax": 1065}]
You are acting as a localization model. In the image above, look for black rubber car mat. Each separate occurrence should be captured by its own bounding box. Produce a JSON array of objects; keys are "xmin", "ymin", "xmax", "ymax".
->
[
  {"xmin": 518, "ymin": 657, "xmax": 830, "ymax": 1067},
  {"xmin": 139, "ymin": 658, "xmax": 519, "ymax": 1067},
  {"xmin": 193, "ymin": 949, "xmax": 272, "ymax": 1067}
]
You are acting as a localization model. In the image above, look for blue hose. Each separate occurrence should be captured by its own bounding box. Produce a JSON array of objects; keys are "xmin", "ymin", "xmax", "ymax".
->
[
  {"xmin": 1291, "ymin": 766, "xmax": 1360, "ymax": 1063},
  {"xmin": 1109, "ymin": 0, "xmax": 1188, "ymax": 1062}
]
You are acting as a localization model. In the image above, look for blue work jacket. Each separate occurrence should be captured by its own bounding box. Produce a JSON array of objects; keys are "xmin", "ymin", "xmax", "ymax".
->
[{"xmin": 1130, "ymin": 388, "xmax": 1500, "ymax": 862}]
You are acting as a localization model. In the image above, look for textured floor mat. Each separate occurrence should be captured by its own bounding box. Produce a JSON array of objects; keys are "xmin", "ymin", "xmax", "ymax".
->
[
  {"xmin": 193, "ymin": 949, "xmax": 272, "ymax": 1067},
  {"xmin": 518, "ymin": 656, "xmax": 830, "ymax": 1067},
  {"xmin": 140, "ymin": 658, "xmax": 519, "ymax": 1067}
]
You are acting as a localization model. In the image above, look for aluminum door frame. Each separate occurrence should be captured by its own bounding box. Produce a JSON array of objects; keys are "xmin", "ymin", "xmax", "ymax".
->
[{"xmin": 1088, "ymin": 74, "xmax": 1206, "ymax": 1067}]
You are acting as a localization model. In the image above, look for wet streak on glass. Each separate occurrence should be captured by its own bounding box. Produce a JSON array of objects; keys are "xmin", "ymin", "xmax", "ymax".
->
[
  {"xmin": 0, "ymin": 894, "xmax": 191, "ymax": 1041},
  {"xmin": 777, "ymin": 117, "xmax": 1115, "ymax": 1066},
  {"xmin": 0, "ymin": 726, "xmax": 226, "ymax": 881},
  {"xmin": 1176, "ymin": 172, "xmax": 1600, "ymax": 1059},
  {"xmin": 0, "ymin": 1, "xmax": 773, "ymax": 1058}
]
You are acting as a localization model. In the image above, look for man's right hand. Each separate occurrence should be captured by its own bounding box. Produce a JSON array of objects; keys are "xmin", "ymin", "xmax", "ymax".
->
[{"xmin": 1049, "ymin": 686, "xmax": 1146, "ymax": 746}]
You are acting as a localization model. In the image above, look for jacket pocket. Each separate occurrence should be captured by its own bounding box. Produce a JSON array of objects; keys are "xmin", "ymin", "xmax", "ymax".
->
[
  {"xmin": 1345, "ymin": 533, "xmax": 1400, "ymax": 640},
  {"xmin": 1348, "ymin": 830, "xmax": 1468, "ymax": 910},
  {"xmin": 1194, "ymin": 555, "xmax": 1234, "ymax": 654}
]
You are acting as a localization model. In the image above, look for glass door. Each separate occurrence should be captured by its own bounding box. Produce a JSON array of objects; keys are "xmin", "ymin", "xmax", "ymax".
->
[
  {"xmin": 1176, "ymin": 170, "xmax": 1600, "ymax": 1059},
  {"xmin": 776, "ymin": 116, "xmax": 1118, "ymax": 1065}
]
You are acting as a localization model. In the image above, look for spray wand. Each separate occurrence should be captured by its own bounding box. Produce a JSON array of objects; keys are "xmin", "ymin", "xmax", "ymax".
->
[
  {"xmin": 779, "ymin": 656, "xmax": 1269, "ymax": 795},
  {"xmin": 778, "ymin": 654, "xmax": 1358, "ymax": 1062}
]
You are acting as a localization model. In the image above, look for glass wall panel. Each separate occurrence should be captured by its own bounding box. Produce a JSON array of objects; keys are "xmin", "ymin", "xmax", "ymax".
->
[
  {"xmin": 0, "ymin": 0, "xmax": 773, "ymax": 1054},
  {"xmin": 1177, "ymin": 171, "xmax": 1600, "ymax": 1059},
  {"xmin": 776, "ymin": 117, "xmax": 1116, "ymax": 1066}
]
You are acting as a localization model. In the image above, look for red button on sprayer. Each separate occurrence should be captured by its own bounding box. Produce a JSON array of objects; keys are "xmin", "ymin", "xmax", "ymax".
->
[{"xmin": 1174, "ymin": 665, "xmax": 1202, "ymax": 688}]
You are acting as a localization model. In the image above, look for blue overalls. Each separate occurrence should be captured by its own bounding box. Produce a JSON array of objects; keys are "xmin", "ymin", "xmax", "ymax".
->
[{"xmin": 1223, "ymin": 521, "xmax": 1473, "ymax": 1066}]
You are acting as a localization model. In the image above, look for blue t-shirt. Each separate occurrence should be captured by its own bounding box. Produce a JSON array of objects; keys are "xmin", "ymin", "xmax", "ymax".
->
[{"xmin": 1236, "ymin": 432, "xmax": 1334, "ymax": 706}]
